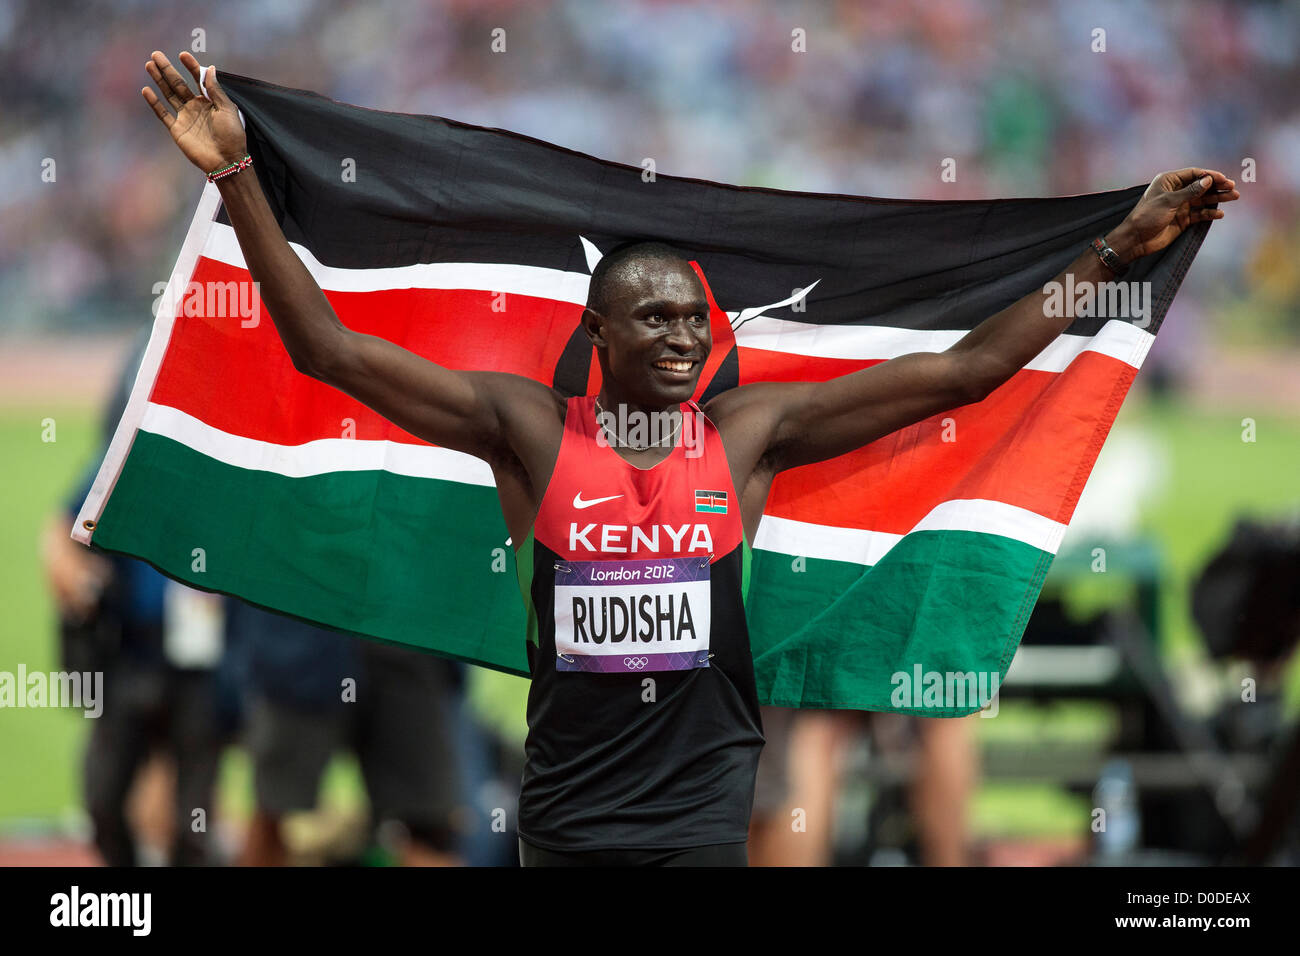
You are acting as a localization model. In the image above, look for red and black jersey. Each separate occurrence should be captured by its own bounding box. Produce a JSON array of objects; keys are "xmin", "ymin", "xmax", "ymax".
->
[{"xmin": 515, "ymin": 395, "xmax": 764, "ymax": 851}]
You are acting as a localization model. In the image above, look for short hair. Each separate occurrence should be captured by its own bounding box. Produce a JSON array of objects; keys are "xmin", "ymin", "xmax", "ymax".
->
[{"xmin": 587, "ymin": 240, "xmax": 694, "ymax": 316}]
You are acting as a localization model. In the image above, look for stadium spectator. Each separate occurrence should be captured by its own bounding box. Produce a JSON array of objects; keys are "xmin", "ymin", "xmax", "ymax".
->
[
  {"xmin": 225, "ymin": 599, "xmax": 467, "ymax": 867},
  {"xmin": 41, "ymin": 326, "xmax": 225, "ymax": 866}
]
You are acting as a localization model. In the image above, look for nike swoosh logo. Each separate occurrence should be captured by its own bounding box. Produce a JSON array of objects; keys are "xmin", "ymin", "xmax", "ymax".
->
[{"xmin": 573, "ymin": 493, "xmax": 624, "ymax": 510}]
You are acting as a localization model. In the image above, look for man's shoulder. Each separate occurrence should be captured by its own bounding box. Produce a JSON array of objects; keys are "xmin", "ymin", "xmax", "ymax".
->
[
  {"xmin": 465, "ymin": 372, "xmax": 568, "ymax": 478},
  {"xmin": 700, "ymin": 382, "xmax": 801, "ymax": 478},
  {"xmin": 468, "ymin": 371, "xmax": 568, "ymax": 422},
  {"xmin": 701, "ymin": 381, "xmax": 798, "ymax": 428}
]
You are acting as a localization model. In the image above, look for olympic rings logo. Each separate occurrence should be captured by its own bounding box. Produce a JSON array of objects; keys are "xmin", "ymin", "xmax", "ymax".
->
[{"xmin": 623, "ymin": 657, "xmax": 650, "ymax": 670}]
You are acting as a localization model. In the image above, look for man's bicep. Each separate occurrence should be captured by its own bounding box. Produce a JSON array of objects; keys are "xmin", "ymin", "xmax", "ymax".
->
[{"xmin": 770, "ymin": 351, "xmax": 975, "ymax": 471}]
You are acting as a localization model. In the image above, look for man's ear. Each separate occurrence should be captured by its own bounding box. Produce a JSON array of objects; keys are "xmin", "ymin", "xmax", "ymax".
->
[{"xmin": 581, "ymin": 308, "xmax": 607, "ymax": 348}]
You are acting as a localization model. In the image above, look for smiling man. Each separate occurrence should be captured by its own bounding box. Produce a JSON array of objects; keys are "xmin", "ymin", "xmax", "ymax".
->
[{"xmin": 142, "ymin": 50, "xmax": 1238, "ymax": 866}]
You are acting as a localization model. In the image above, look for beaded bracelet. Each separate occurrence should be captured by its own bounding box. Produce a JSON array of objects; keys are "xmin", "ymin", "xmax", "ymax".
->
[{"xmin": 207, "ymin": 154, "xmax": 253, "ymax": 183}]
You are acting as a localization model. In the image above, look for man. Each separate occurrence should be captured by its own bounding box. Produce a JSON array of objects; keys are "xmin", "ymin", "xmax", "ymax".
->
[{"xmin": 142, "ymin": 50, "xmax": 1238, "ymax": 866}]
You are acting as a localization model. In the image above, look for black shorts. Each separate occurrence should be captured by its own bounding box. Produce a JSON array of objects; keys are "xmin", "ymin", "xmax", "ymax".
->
[
  {"xmin": 519, "ymin": 838, "xmax": 748, "ymax": 867},
  {"xmin": 246, "ymin": 644, "xmax": 461, "ymax": 850}
]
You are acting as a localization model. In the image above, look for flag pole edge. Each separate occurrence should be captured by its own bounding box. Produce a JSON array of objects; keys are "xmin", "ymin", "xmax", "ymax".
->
[{"xmin": 71, "ymin": 180, "xmax": 225, "ymax": 545}]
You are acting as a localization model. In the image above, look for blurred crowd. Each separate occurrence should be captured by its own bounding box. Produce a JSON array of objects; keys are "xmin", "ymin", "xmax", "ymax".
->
[{"xmin": 3, "ymin": 0, "xmax": 1299, "ymax": 349}]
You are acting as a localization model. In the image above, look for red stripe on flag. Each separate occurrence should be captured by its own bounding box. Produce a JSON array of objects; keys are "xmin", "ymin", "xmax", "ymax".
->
[
  {"xmin": 762, "ymin": 348, "xmax": 1137, "ymax": 530},
  {"xmin": 738, "ymin": 346, "xmax": 876, "ymax": 383},
  {"xmin": 149, "ymin": 258, "xmax": 1134, "ymax": 530},
  {"xmin": 150, "ymin": 258, "xmax": 583, "ymax": 444},
  {"xmin": 687, "ymin": 261, "xmax": 737, "ymax": 403}
]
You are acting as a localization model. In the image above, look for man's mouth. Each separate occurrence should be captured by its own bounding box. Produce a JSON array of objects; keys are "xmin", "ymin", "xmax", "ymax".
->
[{"xmin": 653, "ymin": 359, "xmax": 696, "ymax": 373}]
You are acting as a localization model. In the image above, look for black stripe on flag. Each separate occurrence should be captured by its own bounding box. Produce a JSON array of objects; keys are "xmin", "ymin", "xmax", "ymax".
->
[{"xmin": 216, "ymin": 71, "xmax": 1206, "ymax": 339}]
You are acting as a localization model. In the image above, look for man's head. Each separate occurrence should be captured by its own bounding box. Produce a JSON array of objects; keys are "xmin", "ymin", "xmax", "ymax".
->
[{"xmin": 583, "ymin": 240, "xmax": 711, "ymax": 408}]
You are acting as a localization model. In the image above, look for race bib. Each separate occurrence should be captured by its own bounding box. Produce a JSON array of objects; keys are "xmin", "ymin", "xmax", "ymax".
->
[{"xmin": 554, "ymin": 556, "xmax": 711, "ymax": 673}]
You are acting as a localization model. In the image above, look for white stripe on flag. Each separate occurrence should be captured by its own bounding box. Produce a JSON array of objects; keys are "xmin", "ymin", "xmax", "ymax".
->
[
  {"xmin": 753, "ymin": 500, "xmax": 1067, "ymax": 566},
  {"xmin": 139, "ymin": 400, "xmax": 1064, "ymax": 557},
  {"xmin": 203, "ymin": 224, "xmax": 1153, "ymax": 369},
  {"xmin": 732, "ymin": 315, "xmax": 1155, "ymax": 371},
  {"xmin": 138, "ymin": 402, "xmax": 496, "ymax": 485},
  {"xmin": 203, "ymin": 223, "xmax": 592, "ymax": 304}
]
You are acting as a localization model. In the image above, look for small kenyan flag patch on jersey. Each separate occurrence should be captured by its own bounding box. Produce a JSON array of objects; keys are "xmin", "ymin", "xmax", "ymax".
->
[{"xmin": 695, "ymin": 489, "xmax": 728, "ymax": 514}]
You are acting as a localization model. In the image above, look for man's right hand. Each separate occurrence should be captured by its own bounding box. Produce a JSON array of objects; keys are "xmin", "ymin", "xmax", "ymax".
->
[
  {"xmin": 142, "ymin": 51, "xmax": 247, "ymax": 176},
  {"xmin": 42, "ymin": 516, "xmax": 112, "ymax": 622}
]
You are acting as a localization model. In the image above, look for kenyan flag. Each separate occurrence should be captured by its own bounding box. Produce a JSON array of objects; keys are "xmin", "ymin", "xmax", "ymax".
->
[{"xmin": 74, "ymin": 71, "xmax": 1209, "ymax": 713}]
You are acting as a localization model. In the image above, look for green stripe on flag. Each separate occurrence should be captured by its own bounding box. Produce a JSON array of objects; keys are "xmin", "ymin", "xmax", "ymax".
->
[
  {"xmin": 93, "ymin": 433, "xmax": 1054, "ymax": 707},
  {"xmin": 747, "ymin": 530, "xmax": 1052, "ymax": 714},
  {"xmin": 94, "ymin": 431, "xmax": 530, "ymax": 676}
]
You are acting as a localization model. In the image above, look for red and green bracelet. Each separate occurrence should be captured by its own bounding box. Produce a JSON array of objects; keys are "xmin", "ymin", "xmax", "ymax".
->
[{"xmin": 207, "ymin": 154, "xmax": 253, "ymax": 183}]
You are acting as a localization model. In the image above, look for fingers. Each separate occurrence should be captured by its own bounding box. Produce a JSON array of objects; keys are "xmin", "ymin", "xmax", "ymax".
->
[
  {"xmin": 1204, "ymin": 181, "xmax": 1240, "ymax": 204},
  {"xmin": 140, "ymin": 86, "xmax": 176, "ymax": 129},
  {"xmin": 178, "ymin": 51, "xmax": 213, "ymax": 102},
  {"xmin": 203, "ymin": 64, "xmax": 233, "ymax": 109},
  {"xmin": 1190, "ymin": 188, "xmax": 1239, "ymax": 208},
  {"xmin": 147, "ymin": 51, "xmax": 194, "ymax": 109},
  {"xmin": 179, "ymin": 50, "xmax": 203, "ymax": 87},
  {"xmin": 1168, "ymin": 167, "xmax": 1240, "ymax": 215},
  {"xmin": 144, "ymin": 60, "xmax": 175, "ymax": 109},
  {"xmin": 1175, "ymin": 172, "xmax": 1229, "ymax": 206},
  {"xmin": 1165, "ymin": 167, "xmax": 1238, "ymax": 197},
  {"xmin": 1201, "ymin": 168, "xmax": 1234, "ymax": 189},
  {"xmin": 1154, "ymin": 166, "xmax": 1206, "ymax": 193},
  {"xmin": 155, "ymin": 51, "xmax": 195, "ymax": 103},
  {"xmin": 177, "ymin": 51, "xmax": 233, "ymax": 111}
]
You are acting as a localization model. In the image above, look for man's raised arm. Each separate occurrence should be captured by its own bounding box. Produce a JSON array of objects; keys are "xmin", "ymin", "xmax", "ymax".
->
[
  {"xmin": 142, "ymin": 51, "xmax": 527, "ymax": 463},
  {"xmin": 756, "ymin": 167, "xmax": 1239, "ymax": 473}
]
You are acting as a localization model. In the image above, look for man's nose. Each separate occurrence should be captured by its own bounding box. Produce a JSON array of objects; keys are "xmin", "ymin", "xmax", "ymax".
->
[{"xmin": 665, "ymin": 318, "xmax": 702, "ymax": 349}]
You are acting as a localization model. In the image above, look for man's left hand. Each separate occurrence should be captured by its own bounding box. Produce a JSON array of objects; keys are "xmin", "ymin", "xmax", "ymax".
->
[{"xmin": 1108, "ymin": 167, "xmax": 1240, "ymax": 264}]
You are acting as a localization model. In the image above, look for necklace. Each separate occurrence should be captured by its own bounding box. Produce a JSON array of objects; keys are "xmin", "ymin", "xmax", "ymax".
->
[{"xmin": 594, "ymin": 396, "xmax": 682, "ymax": 450}]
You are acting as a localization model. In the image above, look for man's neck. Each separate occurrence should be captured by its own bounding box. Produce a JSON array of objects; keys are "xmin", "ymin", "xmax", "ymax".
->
[{"xmin": 593, "ymin": 391, "xmax": 684, "ymax": 456}]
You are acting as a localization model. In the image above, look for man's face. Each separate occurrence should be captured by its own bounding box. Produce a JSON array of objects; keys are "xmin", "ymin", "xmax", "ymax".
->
[{"xmin": 586, "ymin": 257, "xmax": 711, "ymax": 407}]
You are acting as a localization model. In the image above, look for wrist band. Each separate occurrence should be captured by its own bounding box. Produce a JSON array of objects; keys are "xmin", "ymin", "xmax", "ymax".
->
[
  {"xmin": 1090, "ymin": 236, "xmax": 1128, "ymax": 278},
  {"xmin": 208, "ymin": 154, "xmax": 253, "ymax": 183}
]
